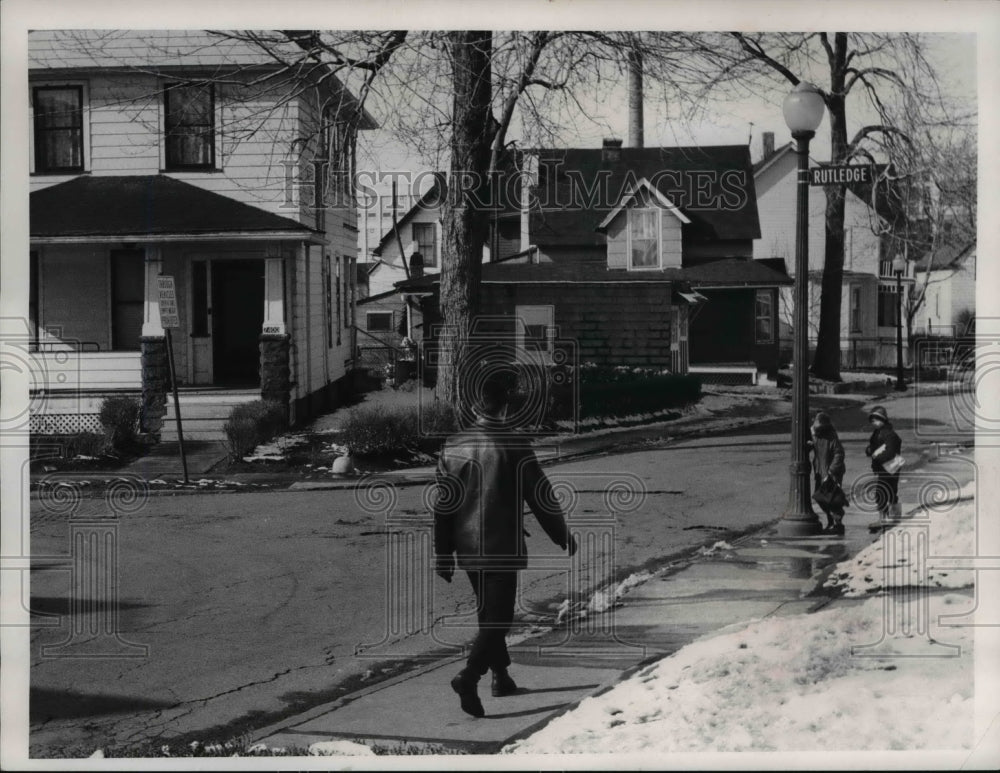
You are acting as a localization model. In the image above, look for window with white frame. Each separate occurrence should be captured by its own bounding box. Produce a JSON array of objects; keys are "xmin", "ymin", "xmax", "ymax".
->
[
  {"xmin": 628, "ymin": 208, "xmax": 659, "ymax": 269},
  {"xmin": 850, "ymin": 285, "xmax": 862, "ymax": 333},
  {"xmin": 754, "ymin": 289, "xmax": 774, "ymax": 344},
  {"xmin": 164, "ymin": 82, "xmax": 215, "ymax": 169},
  {"xmin": 515, "ymin": 305, "xmax": 555, "ymax": 360},
  {"xmin": 366, "ymin": 311, "xmax": 394, "ymax": 332},
  {"xmin": 32, "ymin": 85, "xmax": 85, "ymax": 173},
  {"xmin": 412, "ymin": 222, "xmax": 438, "ymax": 268}
]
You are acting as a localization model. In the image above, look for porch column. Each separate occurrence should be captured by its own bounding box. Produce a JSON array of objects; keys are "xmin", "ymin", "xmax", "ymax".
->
[
  {"xmin": 139, "ymin": 246, "xmax": 168, "ymax": 437},
  {"xmin": 260, "ymin": 242, "xmax": 291, "ymax": 423}
]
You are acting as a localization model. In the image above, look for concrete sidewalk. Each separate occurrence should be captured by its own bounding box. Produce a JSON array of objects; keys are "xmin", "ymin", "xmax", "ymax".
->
[{"xmin": 253, "ymin": 446, "xmax": 977, "ymax": 755}]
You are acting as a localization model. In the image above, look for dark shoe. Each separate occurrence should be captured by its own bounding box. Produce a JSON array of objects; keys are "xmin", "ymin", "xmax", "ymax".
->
[
  {"xmin": 491, "ymin": 669, "xmax": 518, "ymax": 697},
  {"xmin": 451, "ymin": 672, "xmax": 484, "ymax": 718},
  {"xmin": 828, "ymin": 523, "xmax": 845, "ymax": 536}
]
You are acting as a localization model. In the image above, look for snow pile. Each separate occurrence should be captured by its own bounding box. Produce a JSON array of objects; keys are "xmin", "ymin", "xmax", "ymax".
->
[
  {"xmin": 243, "ymin": 433, "xmax": 310, "ymax": 462},
  {"xmin": 504, "ymin": 593, "xmax": 973, "ymax": 754},
  {"xmin": 587, "ymin": 571, "xmax": 655, "ymax": 614},
  {"xmin": 308, "ymin": 740, "xmax": 375, "ymax": 756},
  {"xmin": 698, "ymin": 540, "xmax": 734, "ymax": 556},
  {"xmin": 824, "ymin": 492, "xmax": 976, "ymax": 597}
]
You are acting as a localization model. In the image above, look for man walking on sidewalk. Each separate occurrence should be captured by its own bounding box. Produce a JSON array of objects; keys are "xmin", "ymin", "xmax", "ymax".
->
[{"xmin": 432, "ymin": 373, "xmax": 577, "ymax": 718}]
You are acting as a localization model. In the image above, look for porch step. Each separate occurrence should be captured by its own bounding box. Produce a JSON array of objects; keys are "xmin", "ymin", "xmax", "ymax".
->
[
  {"xmin": 160, "ymin": 391, "xmax": 259, "ymax": 442},
  {"xmin": 689, "ymin": 364, "xmax": 760, "ymax": 387}
]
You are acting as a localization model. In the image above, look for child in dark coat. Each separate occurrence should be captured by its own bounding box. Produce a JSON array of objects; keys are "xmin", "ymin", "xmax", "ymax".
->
[
  {"xmin": 809, "ymin": 412, "xmax": 846, "ymax": 534},
  {"xmin": 865, "ymin": 405, "xmax": 903, "ymax": 524}
]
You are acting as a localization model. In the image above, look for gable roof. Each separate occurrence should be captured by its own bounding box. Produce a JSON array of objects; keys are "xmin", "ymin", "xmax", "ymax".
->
[
  {"xmin": 372, "ymin": 175, "xmax": 446, "ymax": 257},
  {"xmin": 915, "ymin": 242, "xmax": 976, "ymax": 272},
  {"xmin": 30, "ymin": 175, "xmax": 315, "ymax": 240},
  {"xmin": 395, "ymin": 256, "xmax": 790, "ymax": 292},
  {"xmin": 526, "ymin": 145, "xmax": 760, "ymax": 248},
  {"xmin": 752, "ymin": 142, "xmax": 794, "ymax": 176},
  {"xmin": 596, "ymin": 178, "xmax": 691, "ymax": 232}
]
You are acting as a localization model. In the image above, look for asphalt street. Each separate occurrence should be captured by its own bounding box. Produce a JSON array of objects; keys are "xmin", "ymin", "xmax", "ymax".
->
[{"xmin": 25, "ymin": 391, "xmax": 972, "ymax": 756}]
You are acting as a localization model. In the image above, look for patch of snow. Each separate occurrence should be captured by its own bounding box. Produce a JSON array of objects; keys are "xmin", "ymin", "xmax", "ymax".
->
[
  {"xmin": 504, "ymin": 593, "xmax": 973, "ymax": 754},
  {"xmin": 587, "ymin": 571, "xmax": 654, "ymax": 614},
  {"xmin": 308, "ymin": 740, "xmax": 375, "ymax": 756},
  {"xmin": 244, "ymin": 433, "xmax": 311, "ymax": 462},
  {"xmin": 73, "ymin": 455, "xmax": 98, "ymax": 460},
  {"xmin": 149, "ymin": 479, "xmax": 168, "ymax": 485},
  {"xmin": 698, "ymin": 540, "xmax": 734, "ymax": 556},
  {"xmin": 89, "ymin": 749, "xmax": 104, "ymax": 759},
  {"xmin": 825, "ymin": 498, "xmax": 975, "ymax": 597}
]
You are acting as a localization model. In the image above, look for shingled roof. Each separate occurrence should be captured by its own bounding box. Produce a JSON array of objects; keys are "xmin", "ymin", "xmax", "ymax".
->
[
  {"xmin": 30, "ymin": 175, "xmax": 315, "ymax": 239},
  {"xmin": 396, "ymin": 256, "xmax": 790, "ymax": 292},
  {"xmin": 526, "ymin": 145, "xmax": 761, "ymax": 248}
]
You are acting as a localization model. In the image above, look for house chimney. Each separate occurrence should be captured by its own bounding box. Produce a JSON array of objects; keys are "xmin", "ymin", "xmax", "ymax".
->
[
  {"xmin": 602, "ymin": 138, "xmax": 623, "ymax": 163},
  {"xmin": 762, "ymin": 131, "xmax": 775, "ymax": 160},
  {"xmin": 627, "ymin": 48, "xmax": 644, "ymax": 148}
]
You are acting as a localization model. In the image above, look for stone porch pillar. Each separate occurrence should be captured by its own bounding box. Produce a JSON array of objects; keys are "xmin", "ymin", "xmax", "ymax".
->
[
  {"xmin": 260, "ymin": 243, "xmax": 291, "ymax": 423},
  {"xmin": 139, "ymin": 245, "xmax": 168, "ymax": 436}
]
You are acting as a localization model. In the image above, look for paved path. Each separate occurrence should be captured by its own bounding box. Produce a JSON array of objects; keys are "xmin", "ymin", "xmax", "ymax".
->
[{"xmin": 254, "ymin": 443, "xmax": 978, "ymax": 754}]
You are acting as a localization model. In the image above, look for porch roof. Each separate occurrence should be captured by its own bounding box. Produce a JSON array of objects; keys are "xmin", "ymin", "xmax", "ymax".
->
[
  {"xmin": 30, "ymin": 175, "xmax": 317, "ymax": 242},
  {"xmin": 396, "ymin": 256, "xmax": 791, "ymax": 291}
]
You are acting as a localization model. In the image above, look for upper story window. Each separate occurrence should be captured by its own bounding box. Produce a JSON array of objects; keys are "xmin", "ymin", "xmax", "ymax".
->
[
  {"xmin": 412, "ymin": 222, "xmax": 438, "ymax": 268},
  {"xmin": 164, "ymin": 83, "xmax": 215, "ymax": 170},
  {"xmin": 628, "ymin": 208, "xmax": 659, "ymax": 269},
  {"xmin": 32, "ymin": 86, "xmax": 84, "ymax": 173}
]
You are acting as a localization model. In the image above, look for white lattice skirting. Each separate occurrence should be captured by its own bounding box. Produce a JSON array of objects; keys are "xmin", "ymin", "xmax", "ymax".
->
[{"xmin": 30, "ymin": 413, "xmax": 103, "ymax": 435}]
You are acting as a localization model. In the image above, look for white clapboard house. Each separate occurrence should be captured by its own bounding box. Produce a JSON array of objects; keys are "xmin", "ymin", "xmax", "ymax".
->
[{"xmin": 27, "ymin": 30, "xmax": 374, "ymax": 439}]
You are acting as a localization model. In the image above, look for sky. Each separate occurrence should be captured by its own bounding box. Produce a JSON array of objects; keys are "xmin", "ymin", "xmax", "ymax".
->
[{"xmin": 354, "ymin": 30, "xmax": 978, "ymax": 200}]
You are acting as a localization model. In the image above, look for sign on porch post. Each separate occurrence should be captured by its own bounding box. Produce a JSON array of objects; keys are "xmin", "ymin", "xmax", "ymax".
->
[{"xmin": 157, "ymin": 276, "xmax": 189, "ymax": 483}]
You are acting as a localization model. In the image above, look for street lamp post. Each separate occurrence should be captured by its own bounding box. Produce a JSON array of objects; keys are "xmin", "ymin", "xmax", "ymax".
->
[
  {"xmin": 893, "ymin": 255, "xmax": 907, "ymax": 391},
  {"xmin": 779, "ymin": 82, "xmax": 826, "ymax": 537}
]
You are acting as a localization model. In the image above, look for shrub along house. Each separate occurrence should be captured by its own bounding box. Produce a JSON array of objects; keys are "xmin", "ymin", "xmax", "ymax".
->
[
  {"xmin": 398, "ymin": 141, "xmax": 791, "ymax": 384},
  {"xmin": 27, "ymin": 30, "xmax": 373, "ymax": 439}
]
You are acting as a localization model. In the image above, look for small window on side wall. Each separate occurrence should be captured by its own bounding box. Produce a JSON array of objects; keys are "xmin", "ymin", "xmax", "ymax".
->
[
  {"xmin": 515, "ymin": 305, "xmax": 555, "ymax": 361},
  {"xmin": 412, "ymin": 222, "xmax": 437, "ymax": 268},
  {"xmin": 754, "ymin": 289, "xmax": 774, "ymax": 344},
  {"xmin": 366, "ymin": 311, "xmax": 394, "ymax": 332}
]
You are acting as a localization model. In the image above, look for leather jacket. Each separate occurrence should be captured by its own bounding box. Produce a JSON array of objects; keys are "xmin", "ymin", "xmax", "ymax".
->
[{"xmin": 433, "ymin": 423, "xmax": 570, "ymax": 570}]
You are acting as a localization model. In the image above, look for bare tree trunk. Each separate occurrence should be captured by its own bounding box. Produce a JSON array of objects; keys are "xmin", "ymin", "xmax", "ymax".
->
[
  {"xmin": 435, "ymin": 31, "xmax": 494, "ymax": 407},
  {"xmin": 811, "ymin": 35, "xmax": 849, "ymax": 381}
]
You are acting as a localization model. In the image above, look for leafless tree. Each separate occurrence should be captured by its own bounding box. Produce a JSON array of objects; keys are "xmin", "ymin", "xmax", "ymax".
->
[{"xmin": 677, "ymin": 32, "xmax": 966, "ymax": 380}]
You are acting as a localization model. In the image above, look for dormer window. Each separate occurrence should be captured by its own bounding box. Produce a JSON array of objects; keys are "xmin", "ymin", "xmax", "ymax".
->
[
  {"xmin": 32, "ymin": 85, "xmax": 84, "ymax": 173},
  {"xmin": 628, "ymin": 208, "xmax": 660, "ymax": 269},
  {"xmin": 164, "ymin": 83, "xmax": 215, "ymax": 170}
]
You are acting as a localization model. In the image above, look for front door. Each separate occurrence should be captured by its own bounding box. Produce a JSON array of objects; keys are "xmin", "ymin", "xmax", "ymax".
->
[{"xmin": 212, "ymin": 259, "xmax": 264, "ymax": 386}]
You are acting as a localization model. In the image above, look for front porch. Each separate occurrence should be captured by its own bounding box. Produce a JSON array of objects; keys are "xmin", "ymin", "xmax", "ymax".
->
[{"xmin": 29, "ymin": 174, "xmax": 324, "ymax": 438}]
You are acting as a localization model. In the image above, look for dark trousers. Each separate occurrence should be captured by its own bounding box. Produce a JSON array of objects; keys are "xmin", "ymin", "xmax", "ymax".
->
[
  {"xmin": 464, "ymin": 570, "xmax": 518, "ymax": 677},
  {"xmin": 874, "ymin": 471, "xmax": 900, "ymax": 516}
]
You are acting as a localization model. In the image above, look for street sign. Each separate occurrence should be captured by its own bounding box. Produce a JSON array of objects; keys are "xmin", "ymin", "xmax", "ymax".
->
[
  {"xmin": 156, "ymin": 275, "xmax": 181, "ymax": 329},
  {"xmin": 809, "ymin": 164, "xmax": 880, "ymax": 187}
]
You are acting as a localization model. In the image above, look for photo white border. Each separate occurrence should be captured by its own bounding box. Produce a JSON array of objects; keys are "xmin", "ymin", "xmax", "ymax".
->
[{"xmin": 2, "ymin": 1, "xmax": 998, "ymax": 770}]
